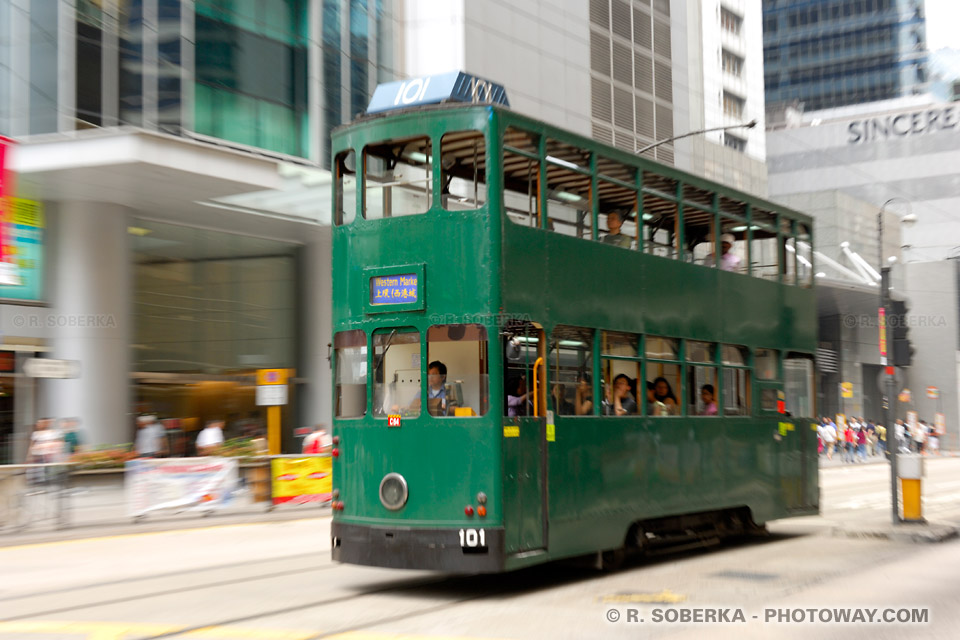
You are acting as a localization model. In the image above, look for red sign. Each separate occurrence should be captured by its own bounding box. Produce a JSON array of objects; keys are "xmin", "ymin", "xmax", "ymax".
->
[
  {"xmin": 0, "ymin": 136, "xmax": 12, "ymax": 262},
  {"xmin": 878, "ymin": 307, "xmax": 887, "ymax": 358},
  {"xmin": 387, "ymin": 414, "xmax": 402, "ymax": 427}
]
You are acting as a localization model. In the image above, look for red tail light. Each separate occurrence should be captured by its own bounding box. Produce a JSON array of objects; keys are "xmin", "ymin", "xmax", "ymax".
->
[{"xmin": 464, "ymin": 505, "xmax": 474, "ymax": 516}]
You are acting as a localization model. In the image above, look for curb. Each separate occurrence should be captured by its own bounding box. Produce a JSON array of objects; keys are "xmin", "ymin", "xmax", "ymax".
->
[{"xmin": 830, "ymin": 522, "xmax": 960, "ymax": 544}]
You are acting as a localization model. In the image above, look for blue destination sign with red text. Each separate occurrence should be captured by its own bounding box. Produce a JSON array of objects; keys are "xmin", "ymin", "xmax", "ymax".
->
[{"xmin": 371, "ymin": 274, "xmax": 418, "ymax": 305}]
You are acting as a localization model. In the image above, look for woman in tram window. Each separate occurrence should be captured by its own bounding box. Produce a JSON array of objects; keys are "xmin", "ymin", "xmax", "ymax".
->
[
  {"xmin": 575, "ymin": 373, "xmax": 594, "ymax": 416},
  {"xmin": 506, "ymin": 375, "xmax": 534, "ymax": 417},
  {"xmin": 650, "ymin": 376, "xmax": 678, "ymax": 416},
  {"xmin": 604, "ymin": 374, "xmax": 638, "ymax": 416}
]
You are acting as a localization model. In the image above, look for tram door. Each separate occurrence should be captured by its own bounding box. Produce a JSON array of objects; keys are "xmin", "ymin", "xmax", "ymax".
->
[{"xmin": 502, "ymin": 323, "xmax": 547, "ymax": 554}]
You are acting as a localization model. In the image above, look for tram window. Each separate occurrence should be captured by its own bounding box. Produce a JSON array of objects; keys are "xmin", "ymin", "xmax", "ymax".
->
[
  {"xmin": 784, "ymin": 354, "xmax": 815, "ymax": 417},
  {"xmin": 647, "ymin": 362, "xmax": 681, "ymax": 416},
  {"xmin": 364, "ymin": 135, "xmax": 432, "ymax": 219},
  {"xmin": 548, "ymin": 326, "xmax": 594, "ymax": 416},
  {"xmin": 546, "ymin": 163, "xmax": 592, "ymax": 239},
  {"xmin": 504, "ymin": 150, "xmax": 540, "ymax": 227},
  {"xmin": 334, "ymin": 330, "xmax": 367, "ymax": 418},
  {"xmin": 797, "ymin": 224, "xmax": 813, "ymax": 288},
  {"xmin": 335, "ymin": 150, "xmax": 357, "ymax": 225},
  {"xmin": 688, "ymin": 366, "xmax": 718, "ymax": 416},
  {"xmin": 722, "ymin": 344, "xmax": 748, "ymax": 366},
  {"xmin": 760, "ymin": 388, "xmax": 779, "ymax": 412},
  {"xmin": 597, "ymin": 179, "xmax": 637, "ymax": 248},
  {"xmin": 645, "ymin": 336, "xmax": 678, "ymax": 360},
  {"xmin": 782, "ymin": 218, "xmax": 797, "ymax": 285},
  {"xmin": 441, "ymin": 131, "xmax": 487, "ymax": 211},
  {"xmin": 373, "ymin": 328, "xmax": 420, "ymax": 418},
  {"xmin": 686, "ymin": 340, "xmax": 714, "ymax": 364},
  {"xmin": 755, "ymin": 348, "xmax": 779, "ymax": 380},
  {"xmin": 602, "ymin": 360, "xmax": 641, "ymax": 416},
  {"xmin": 427, "ymin": 324, "xmax": 488, "ymax": 417},
  {"xmin": 642, "ymin": 173, "xmax": 679, "ymax": 259},
  {"xmin": 722, "ymin": 368, "xmax": 750, "ymax": 415},
  {"xmin": 682, "ymin": 184, "xmax": 715, "ymax": 266},
  {"xmin": 750, "ymin": 209, "xmax": 779, "ymax": 281}
]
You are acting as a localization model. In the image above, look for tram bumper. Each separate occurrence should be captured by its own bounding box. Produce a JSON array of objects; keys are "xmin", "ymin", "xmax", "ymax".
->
[{"xmin": 332, "ymin": 521, "xmax": 506, "ymax": 573}]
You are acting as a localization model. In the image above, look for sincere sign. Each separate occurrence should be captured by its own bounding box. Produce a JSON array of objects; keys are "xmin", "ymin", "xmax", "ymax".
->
[{"xmin": 370, "ymin": 273, "xmax": 418, "ymax": 305}]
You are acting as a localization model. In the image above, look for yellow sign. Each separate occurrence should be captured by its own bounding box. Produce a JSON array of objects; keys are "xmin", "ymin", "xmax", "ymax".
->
[
  {"xmin": 840, "ymin": 382, "xmax": 853, "ymax": 398},
  {"xmin": 257, "ymin": 368, "xmax": 290, "ymax": 385},
  {"xmin": 503, "ymin": 426, "xmax": 519, "ymax": 438},
  {"xmin": 546, "ymin": 423, "xmax": 556, "ymax": 442},
  {"xmin": 270, "ymin": 456, "xmax": 331, "ymax": 505},
  {"xmin": 899, "ymin": 389, "xmax": 912, "ymax": 403}
]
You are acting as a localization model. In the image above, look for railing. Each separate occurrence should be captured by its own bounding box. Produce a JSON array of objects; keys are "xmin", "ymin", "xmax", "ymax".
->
[{"xmin": 0, "ymin": 453, "xmax": 332, "ymax": 536}]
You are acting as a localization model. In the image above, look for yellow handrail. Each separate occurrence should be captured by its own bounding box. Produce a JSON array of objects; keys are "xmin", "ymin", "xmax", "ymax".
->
[{"xmin": 532, "ymin": 357, "xmax": 544, "ymax": 417}]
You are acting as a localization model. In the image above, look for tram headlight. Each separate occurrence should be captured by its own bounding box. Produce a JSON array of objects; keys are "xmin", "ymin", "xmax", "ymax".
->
[{"xmin": 379, "ymin": 473, "xmax": 408, "ymax": 511}]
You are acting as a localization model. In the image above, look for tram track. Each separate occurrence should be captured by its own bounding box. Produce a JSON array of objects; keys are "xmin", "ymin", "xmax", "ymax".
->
[{"xmin": 0, "ymin": 555, "xmax": 339, "ymax": 622}]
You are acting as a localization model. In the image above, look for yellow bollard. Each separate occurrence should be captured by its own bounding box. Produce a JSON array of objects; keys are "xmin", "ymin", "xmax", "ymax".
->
[{"xmin": 898, "ymin": 454, "xmax": 925, "ymax": 522}]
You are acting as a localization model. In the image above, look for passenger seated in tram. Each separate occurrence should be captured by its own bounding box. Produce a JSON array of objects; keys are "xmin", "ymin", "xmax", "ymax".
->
[
  {"xmin": 601, "ymin": 211, "xmax": 633, "ymax": 249},
  {"xmin": 406, "ymin": 360, "xmax": 457, "ymax": 416},
  {"xmin": 506, "ymin": 375, "xmax": 535, "ymax": 417},
  {"xmin": 699, "ymin": 384, "xmax": 718, "ymax": 416},
  {"xmin": 575, "ymin": 374, "xmax": 593, "ymax": 415},
  {"xmin": 552, "ymin": 383, "xmax": 575, "ymax": 416},
  {"xmin": 649, "ymin": 376, "xmax": 678, "ymax": 415},
  {"xmin": 704, "ymin": 233, "xmax": 743, "ymax": 272},
  {"xmin": 604, "ymin": 374, "xmax": 638, "ymax": 416}
]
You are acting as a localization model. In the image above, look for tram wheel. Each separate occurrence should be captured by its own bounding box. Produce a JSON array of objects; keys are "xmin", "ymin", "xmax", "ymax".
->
[{"xmin": 599, "ymin": 547, "xmax": 626, "ymax": 571}]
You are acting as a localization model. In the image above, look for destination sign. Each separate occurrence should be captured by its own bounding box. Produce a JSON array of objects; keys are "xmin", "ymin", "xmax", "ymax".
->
[
  {"xmin": 371, "ymin": 274, "xmax": 418, "ymax": 305},
  {"xmin": 366, "ymin": 71, "xmax": 510, "ymax": 114}
]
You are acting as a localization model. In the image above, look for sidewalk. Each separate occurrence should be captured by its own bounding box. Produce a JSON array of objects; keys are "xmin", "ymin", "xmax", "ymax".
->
[{"xmin": 0, "ymin": 481, "xmax": 330, "ymax": 548}]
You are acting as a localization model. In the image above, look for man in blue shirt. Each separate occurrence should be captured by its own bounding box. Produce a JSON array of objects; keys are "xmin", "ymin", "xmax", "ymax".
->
[{"xmin": 409, "ymin": 361, "xmax": 452, "ymax": 416}]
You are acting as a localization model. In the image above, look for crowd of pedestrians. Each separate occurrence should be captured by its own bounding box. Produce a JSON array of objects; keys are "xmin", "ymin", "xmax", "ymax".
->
[{"xmin": 817, "ymin": 415, "xmax": 944, "ymax": 463}]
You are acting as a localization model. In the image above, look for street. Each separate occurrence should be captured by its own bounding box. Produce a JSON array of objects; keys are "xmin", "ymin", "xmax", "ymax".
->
[{"xmin": 2, "ymin": 457, "xmax": 960, "ymax": 640}]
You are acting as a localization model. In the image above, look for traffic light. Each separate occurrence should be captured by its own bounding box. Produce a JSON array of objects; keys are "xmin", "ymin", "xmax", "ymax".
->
[{"xmin": 890, "ymin": 299, "xmax": 913, "ymax": 367}]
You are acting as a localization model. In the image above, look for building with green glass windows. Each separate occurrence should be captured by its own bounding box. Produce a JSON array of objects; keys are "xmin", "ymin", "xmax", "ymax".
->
[{"xmin": 0, "ymin": 0, "xmax": 398, "ymax": 457}]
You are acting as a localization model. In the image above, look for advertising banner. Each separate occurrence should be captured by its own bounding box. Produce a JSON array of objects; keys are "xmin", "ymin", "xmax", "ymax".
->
[
  {"xmin": 0, "ymin": 197, "xmax": 44, "ymax": 300},
  {"xmin": 270, "ymin": 456, "xmax": 331, "ymax": 505},
  {"xmin": 125, "ymin": 457, "xmax": 239, "ymax": 517}
]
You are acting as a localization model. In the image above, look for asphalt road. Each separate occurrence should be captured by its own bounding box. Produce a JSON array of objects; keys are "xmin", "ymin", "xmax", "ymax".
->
[{"xmin": 2, "ymin": 458, "xmax": 959, "ymax": 640}]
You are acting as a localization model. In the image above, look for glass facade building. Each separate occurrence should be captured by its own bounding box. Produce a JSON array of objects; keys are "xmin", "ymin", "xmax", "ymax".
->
[
  {"xmin": 762, "ymin": 0, "xmax": 929, "ymax": 111},
  {"xmin": 0, "ymin": 0, "xmax": 397, "ymax": 165}
]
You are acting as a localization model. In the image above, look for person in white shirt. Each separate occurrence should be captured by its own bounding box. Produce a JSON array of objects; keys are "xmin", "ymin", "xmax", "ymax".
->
[
  {"xmin": 135, "ymin": 415, "xmax": 168, "ymax": 458},
  {"xmin": 196, "ymin": 420, "xmax": 225, "ymax": 456},
  {"xmin": 819, "ymin": 420, "xmax": 837, "ymax": 459}
]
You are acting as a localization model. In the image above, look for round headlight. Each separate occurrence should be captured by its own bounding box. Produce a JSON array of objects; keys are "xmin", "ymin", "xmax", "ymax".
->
[{"xmin": 379, "ymin": 473, "xmax": 408, "ymax": 511}]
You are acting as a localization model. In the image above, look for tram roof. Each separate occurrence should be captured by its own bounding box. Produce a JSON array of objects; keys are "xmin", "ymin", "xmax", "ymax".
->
[{"xmin": 336, "ymin": 103, "xmax": 813, "ymax": 230}]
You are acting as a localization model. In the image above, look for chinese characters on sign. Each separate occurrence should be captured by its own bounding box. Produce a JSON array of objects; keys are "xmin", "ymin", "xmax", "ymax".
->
[{"xmin": 371, "ymin": 274, "xmax": 418, "ymax": 305}]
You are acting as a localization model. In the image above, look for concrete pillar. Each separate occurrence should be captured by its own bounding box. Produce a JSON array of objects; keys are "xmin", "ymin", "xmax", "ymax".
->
[
  {"xmin": 50, "ymin": 201, "xmax": 130, "ymax": 446},
  {"xmin": 301, "ymin": 227, "xmax": 333, "ymax": 427}
]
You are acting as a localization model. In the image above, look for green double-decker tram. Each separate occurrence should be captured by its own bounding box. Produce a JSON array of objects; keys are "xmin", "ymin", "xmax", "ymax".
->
[{"xmin": 330, "ymin": 74, "xmax": 818, "ymax": 573}]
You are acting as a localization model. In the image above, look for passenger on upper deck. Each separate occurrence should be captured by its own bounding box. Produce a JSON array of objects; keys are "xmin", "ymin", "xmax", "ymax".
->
[
  {"xmin": 650, "ymin": 376, "xmax": 678, "ymax": 416},
  {"xmin": 601, "ymin": 212, "xmax": 632, "ymax": 249},
  {"xmin": 604, "ymin": 374, "xmax": 638, "ymax": 416},
  {"xmin": 705, "ymin": 233, "xmax": 742, "ymax": 272}
]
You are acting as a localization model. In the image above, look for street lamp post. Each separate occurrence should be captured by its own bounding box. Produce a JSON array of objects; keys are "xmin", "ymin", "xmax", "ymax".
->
[
  {"xmin": 879, "ymin": 197, "xmax": 916, "ymax": 525},
  {"xmin": 636, "ymin": 120, "xmax": 759, "ymax": 155}
]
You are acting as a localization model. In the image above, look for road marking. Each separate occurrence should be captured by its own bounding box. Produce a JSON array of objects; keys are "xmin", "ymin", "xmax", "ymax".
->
[{"xmin": 0, "ymin": 622, "xmax": 510, "ymax": 640}]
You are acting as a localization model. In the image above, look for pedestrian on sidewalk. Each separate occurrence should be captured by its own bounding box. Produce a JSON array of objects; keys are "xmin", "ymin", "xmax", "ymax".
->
[
  {"xmin": 196, "ymin": 420, "xmax": 225, "ymax": 456},
  {"xmin": 857, "ymin": 423, "xmax": 867, "ymax": 461},
  {"xmin": 135, "ymin": 415, "xmax": 168, "ymax": 458},
  {"xmin": 819, "ymin": 419, "xmax": 836, "ymax": 460}
]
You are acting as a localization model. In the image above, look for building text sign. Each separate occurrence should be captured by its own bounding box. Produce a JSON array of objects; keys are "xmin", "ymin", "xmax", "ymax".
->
[{"xmin": 848, "ymin": 106, "xmax": 960, "ymax": 144}]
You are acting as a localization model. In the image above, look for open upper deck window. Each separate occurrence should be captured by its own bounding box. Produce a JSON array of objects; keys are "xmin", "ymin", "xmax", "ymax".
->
[
  {"xmin": 503, "ymin": 127, "xmax": 540, "ymax": 227},
  {"xmin": 364, "ymin": 136, "xmax": 432, "ymax": 218},
  {"xmin": 441, "ymin": 131, "xmax": 487, "ymax": 210},
  {"xmin": 335, "ymin": 150, "xmax": 357, "ymax": 225}
]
